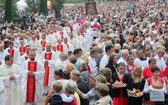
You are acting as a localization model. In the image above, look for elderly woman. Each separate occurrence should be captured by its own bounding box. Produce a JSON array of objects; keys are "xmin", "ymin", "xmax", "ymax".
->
[
  {"xmin": 78, "ymin": 60, "xmax": 90, "ymax": 84},
  {"xmin": 127, "ymin": 66, "xmax": 146, "ymax": 105},
  {"xmin": 77, "ymin": 75, "xmax": 106, "ymax": 105},
  {"xmin": 63, "ymin": 80, "xmax": 78, "ymax": 105}
]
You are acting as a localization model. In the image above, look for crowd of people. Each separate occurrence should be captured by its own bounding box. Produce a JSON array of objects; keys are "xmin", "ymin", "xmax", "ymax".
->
[{"xmin": 0, "ymin": 0, "xmax": 168, "ymax": 105}]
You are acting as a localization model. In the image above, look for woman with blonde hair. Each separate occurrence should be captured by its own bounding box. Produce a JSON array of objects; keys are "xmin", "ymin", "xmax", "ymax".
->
[{"xmin": 127, "ymin": 65, "xmax": 146, "ymax": 105}]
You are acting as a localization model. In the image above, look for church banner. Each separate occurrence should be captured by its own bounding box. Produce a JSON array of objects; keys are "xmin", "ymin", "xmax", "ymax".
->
[{"xmin": 85, "ymin": 2, "xmax": 97, "ymax": 15}]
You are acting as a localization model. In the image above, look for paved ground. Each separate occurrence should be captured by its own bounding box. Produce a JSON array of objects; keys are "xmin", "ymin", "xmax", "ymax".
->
[{"xmin": 38, "ymin": 96, "xmax": 46, "ymax": 105}]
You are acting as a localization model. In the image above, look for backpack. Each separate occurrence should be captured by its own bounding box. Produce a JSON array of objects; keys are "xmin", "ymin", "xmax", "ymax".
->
[{"xmin": 49, "ymin": 94, "xmax": 63, "ymax": 105}]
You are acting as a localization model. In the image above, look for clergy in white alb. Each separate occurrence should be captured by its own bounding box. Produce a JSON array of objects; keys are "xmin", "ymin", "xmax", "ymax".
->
[
  {"xmin": 154, "ymin": 49, "xmax": 166, "ymax": 70},
  {"xmin": 21, "ymin": 51, "xmax": 44, "ymax": 105},
  {"xmin": 0, "ymin": 55, "xmax": 23, "ymax": 105},
  {"xmin": 0, "ymin": 77, "xmax": 5, "ymax": 105},
  {"xmin": 54, "ymin": 52, "xmax": 68, "ymax": 71},
  {"xmin": 0, "ymin": 43, "xmax": 9, "ymax": 64},
  {"xmin": 18, "ymin": 45, "xmax": 31, "ymax": 66},
  {"xmin": 5, "ymin": 42, "xmax": 21, "ymax": 65},
  {"xmin": 39, "ymin": 43, "xmax": 58, "ymax": 94}
]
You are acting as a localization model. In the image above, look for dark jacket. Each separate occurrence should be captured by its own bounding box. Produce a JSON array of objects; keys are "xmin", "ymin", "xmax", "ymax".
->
[
  {"xmin": 77, "ymin": 79, "xmax": 89, "ymax": 105},
  {"xmin": 111, "ymin": 73, "xmax": 129, "ymax": 98},
  {"xmin": 105, "ymin": 64, "xmax": 117, "ymax": 74}
]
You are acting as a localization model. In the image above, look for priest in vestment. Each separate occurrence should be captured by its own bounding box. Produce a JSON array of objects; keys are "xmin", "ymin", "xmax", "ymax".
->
[
  {"xmin": 17, "ymin": 39, "xmax": 26, "ymax": 56},
  {"xmin": 39, "ymin": 34, "xmax": 49, "ymax": 51},
  {"xmin": 21, "ymin": 51, "xmax": 44, "ymax": 105},
  {"xmin": 39, "ymin": 43, "xmax": 58, "ymax": 94},
  {"xmin": 55, "ymin": 38, "xmax": 68, "ymax": 53},
  {"xmin": 18, "ymin": 45, "xmax": 31, "ymax": 66},
  {"xmin": 54, "ymin": 52, "xmax": 68, "ymax": 71},
  {"xmin": 0, "ymin": 55, "xmax": 23, "ymax": 105},
  {"xmin": 27, "ymin": 35, "xmax": 42, "ymax": 58},
  {"xmin": 0, "ymin": 43, "xmax": 9, "ymax": 65},
  {"xmin": 5, "ymin": 41, "xmax": 21, "ymax": 65}
]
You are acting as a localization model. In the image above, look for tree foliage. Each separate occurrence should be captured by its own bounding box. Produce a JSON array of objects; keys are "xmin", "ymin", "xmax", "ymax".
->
[
  {"xmin": 4, "ymin": 0, "xmax": 13, "ymax": 22},
  {"xmin": 50, "ymin": 0, "xmax": 65, "ymax": 10},
  {"xmin": 25, "ymin": 0, "xmax": 40, "ymax": 12},
  {"xmin": 39, "ymin": 0, "xmax": 47, "ymax": 15}
]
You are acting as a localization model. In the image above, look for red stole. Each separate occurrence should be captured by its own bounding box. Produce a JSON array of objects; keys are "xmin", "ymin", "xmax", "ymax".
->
[
  {"xmin": 19, "ymin": 47, "xmax": 26, "ymax": 55},
  {"xmin": 26, "ymin": 61, "xmax": 37, "ymax": 102},
  {"xmin": 41, "ymin": 40, "xmax": 46, "ymax": 49},
  {"xmin": 81, "ymin": 34, "xmax": 85, "ymax": 37},
  {"xmin": 43, "ymin": 53, "xmax": 52, "ymax": 86},
  {"xmin": 56, "ymin": 44, "xmax": 63, "ymax": 52},
  {"xmin": 60, "ymin": 32, "xmax": 64, "ymax": 42},
  {"xmin": 25, "ymin": 56, "xmax": 29, "ymax": 60},
  {"xmin": 60, "ymin": 31, "xmax": 64, "ymax": 37},
  {"xmin": 66, "ymin": 44, "xmax": 69, "ymax": 49},
  {"xmin": 8, "ymin": 49, "xmax": 14, "ymax": 57}
]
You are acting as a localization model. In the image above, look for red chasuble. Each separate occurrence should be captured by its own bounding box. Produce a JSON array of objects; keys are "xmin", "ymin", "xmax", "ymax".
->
[
  {"xmin": 43, "ymin": 53, "xmax": 52, "ymax": 86},
  {"xmin": 8, "ymin": 49, "xmax": 14, "ymax": 57},
  {"xmin": 60, "ymin": 32, "xmax": 64, "ymax": 42},
  {"xmin": 81, "ymin": 34, "xmax": 85, "ymax": 37},
  {"xmin": 41, "ymin": 41, "xmax": 46, "ymax": 49},
  {"xmin": 26, "ymin": 62, "xmax": 37, "ymax": 103},
  {"xmin": 19, "ymin": 47, "xmax": 26, "ymax": 55},
  {"xmin": 56, "ymin": 45, "xmax": 63, "ymax": 52}
]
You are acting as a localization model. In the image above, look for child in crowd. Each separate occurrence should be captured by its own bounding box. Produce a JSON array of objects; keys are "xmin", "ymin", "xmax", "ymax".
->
[{"xmin": 49, "ymin": 81, "xmax": 74, "ymax": 105}]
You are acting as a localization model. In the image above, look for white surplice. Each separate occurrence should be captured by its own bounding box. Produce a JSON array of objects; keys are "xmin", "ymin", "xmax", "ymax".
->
[
  {"xmin": 0, "ymin": 50, "xmax": 9, "ymax": 64},
  {"xmin": 27, "ymin": 40, "xmax": 42, "ymax": 57},
  {"xmin": 54, "ymin": 58, "xmax": 66, "ymax": 71},
  {"xmin": 88, "ymin": 56, "xmax": 98, "ymax": 76},
  {"xmin": 21, "ymin": 58, "xmax": 44, "ymax": 103},
  {"xmin": 39, "ymin": 50, "xmax": 58, "ymax": 93},
  {"xmin": 0, "ymin": 63, "xmax": 23, "ymax": 105},
  {"xmin": 0, "ymin": 77, "xmax": 5, "ymax": 105}
]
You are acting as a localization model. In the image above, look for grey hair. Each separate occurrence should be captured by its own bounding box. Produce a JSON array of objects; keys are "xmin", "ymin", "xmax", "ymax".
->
[
  {"xmin": 65, "ymin": 80, "xmax": 77, "ymax": 94},
  {"xmin": 157, "ymin": 48, "xmax": 164, "ymax": 54},
  {"xmin": 96, "ymin": 75, "xmax": 106, "ymax": 84},
  {"xmin": 78, "ymin": 60, "xmax": 87, "ymax": 71},
  {"xmin": 59, "ymin": 52, "xmax": 68, "ymax": 58},
  {"xmin": 70, "ymin": 70, "xmax": 81, "ymax": 79}
]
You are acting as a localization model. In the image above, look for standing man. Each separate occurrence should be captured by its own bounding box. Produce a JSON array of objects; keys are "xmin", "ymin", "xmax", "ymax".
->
[
  {"xmin": 88, "ymin": 49, "xmax": 98, "ymax": 76},
  {"xmin": 0, "ymin": 43, "xmax": 9, "ymax": 65},
  {"xmin": 5, "ymin": 41, "xmax": 20, "ymax": 65},
  {"xmin": 0, "ymin": 55, "xmax": 23, "ymax": 105},
  {"xmin": 21, "ymin": 51, "xmax": 44, "ymax": 105},
  {"xmin": 99, "ymin": 45, "xmax": 113, "ymax": 69},
  {"xmin": 40, "ymin": 43, "xmax": 58, "ymax": 94}
]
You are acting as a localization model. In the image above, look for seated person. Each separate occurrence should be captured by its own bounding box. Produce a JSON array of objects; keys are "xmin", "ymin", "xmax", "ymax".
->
[{"xmin": 95, "ymin": 83, "xmax": 113, "ymax": 105}]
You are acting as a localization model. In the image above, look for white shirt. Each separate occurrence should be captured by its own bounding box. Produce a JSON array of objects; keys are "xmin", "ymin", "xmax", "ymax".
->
[
  {"xmin": 154, "ymin": 55, "xmax": 166, "ymax": 70},
  {"xmin": 134, "ymin": 57, "xmax": 149, "ymax": 70},
  {"xmin": 99, "ymin": 54, "xmax": 109, "ymax": 69},
  {"xmin": 117, "ymin": 57, "xmax": 127, "ymax": 65},
  {"xmin": 88, "ymin": 56, "xmax": 98, "ymax": 76}
]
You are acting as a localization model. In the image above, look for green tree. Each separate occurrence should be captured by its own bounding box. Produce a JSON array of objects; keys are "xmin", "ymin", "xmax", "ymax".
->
[
  {"xmin": 50, "ymin": 0, "xmax": 65, "ymax": 19},
  {"xmin": 4, "ymin": 0, "xmax": 13, "ymax": 22},
  {"xmin": 39, "ymin": 0, "xmax": 47, "ymax": 15},
  {"xmin": 25, "ymin": 0, "xmax": 40, "ymax": 12}
]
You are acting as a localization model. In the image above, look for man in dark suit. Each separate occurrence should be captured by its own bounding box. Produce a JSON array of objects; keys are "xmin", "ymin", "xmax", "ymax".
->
[{"xmin": 70, "ymin": 70, "xmax": 89, "ymax": 105}]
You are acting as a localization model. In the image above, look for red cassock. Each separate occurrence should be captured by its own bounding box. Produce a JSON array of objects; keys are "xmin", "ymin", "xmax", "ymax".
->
[
  {"xmin": 43, "ymin": 53, "xmax": 52, "ymax": 86},
  {"xmin": 8, "ymin": 49, "xmax": 14, "ymax": 57},
  {"xmin": 26, "ymin": 61, "xmax": 37, "ymax": 103},
  {"xmin": 56, "ymin": 44, "xmax": 63, "ymax": 52}
]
